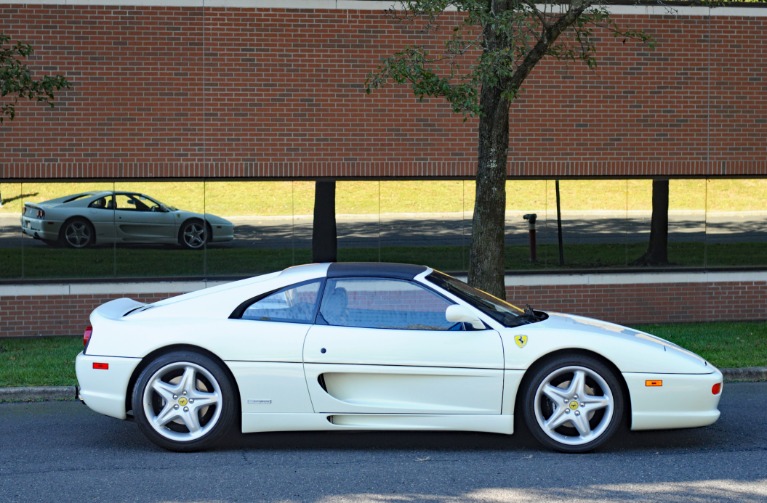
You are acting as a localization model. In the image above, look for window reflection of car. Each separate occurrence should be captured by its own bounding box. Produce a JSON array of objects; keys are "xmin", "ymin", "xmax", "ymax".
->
[{"xmin": 20, "ymin": 191, "xmax": 234, "ymax": 249}]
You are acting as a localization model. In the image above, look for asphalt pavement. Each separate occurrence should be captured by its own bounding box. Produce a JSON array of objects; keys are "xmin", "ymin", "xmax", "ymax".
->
[{"xmin": 2, "ymin": 382, "xmax": 766, "ymax": 502}]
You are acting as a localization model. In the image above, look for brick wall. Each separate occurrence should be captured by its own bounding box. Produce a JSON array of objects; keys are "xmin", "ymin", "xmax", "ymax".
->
[
  {"xmin": 2, "ymin": 4, "xmax": 767, "ymax": 179},
  {"xmin": 507, "ymin": 279, "xmax": 767, "ymax": 325},
  {"xmin": 2, "ymin": 3, "xmax": 766, "ymax": 335},
  {"xmin": 2, "ymin": 273, "xmax": 765, "ymax": 337}
]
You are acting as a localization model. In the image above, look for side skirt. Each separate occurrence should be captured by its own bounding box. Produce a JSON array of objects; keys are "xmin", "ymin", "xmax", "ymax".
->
[{"xmin": 241, "ymin": 413, "xmax": 514, "ymax": 435}]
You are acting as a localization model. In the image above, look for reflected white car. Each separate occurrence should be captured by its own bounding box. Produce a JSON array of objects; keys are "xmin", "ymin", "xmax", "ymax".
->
[
  {"xmin": 76, "ymin": 263, "xmax": 723, "ymax": 452},
  {"xmin": 21, "ymin": 191, "xmax": 234, "ymax": 249}
]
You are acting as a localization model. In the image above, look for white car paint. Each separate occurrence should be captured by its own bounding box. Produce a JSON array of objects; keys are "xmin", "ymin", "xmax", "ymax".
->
[{"xmin": 75, "ymin": 262, "xmax": 723, "ymax": 452}]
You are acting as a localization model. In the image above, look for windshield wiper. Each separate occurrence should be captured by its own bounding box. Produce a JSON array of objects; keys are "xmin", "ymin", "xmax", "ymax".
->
[{"xmin": 504, "ymin": 304, "xmax": 545, "ymax": 327}]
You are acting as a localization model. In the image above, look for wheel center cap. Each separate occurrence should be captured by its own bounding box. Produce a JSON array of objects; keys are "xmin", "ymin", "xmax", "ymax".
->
[
  {"xmin": 568, "ymin": 400, "xmax": 579, "ymax": 411},
  {"xmin": 177, "ymin": 397, "xmax": 189, "ymax": 407}
]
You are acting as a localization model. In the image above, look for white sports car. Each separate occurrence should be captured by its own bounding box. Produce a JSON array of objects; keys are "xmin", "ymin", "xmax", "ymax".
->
[
  {"xmin": 76, "ymin": 263, "xmax": 723, "ymax": 453},
  {"xmin": 21, "ymin": 191, "xmax": 234, "ymax": 249}
]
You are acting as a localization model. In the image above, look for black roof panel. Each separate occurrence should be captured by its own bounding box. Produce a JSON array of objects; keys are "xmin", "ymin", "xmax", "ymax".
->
[{"xmin": 327, "ymin": 262, "xmax": 427, "ymax": 280}]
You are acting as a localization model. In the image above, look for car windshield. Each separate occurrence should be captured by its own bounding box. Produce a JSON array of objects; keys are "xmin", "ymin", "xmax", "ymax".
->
[{"xmin": 426, "ymin": 270, "xmax": 543, "ymax": 328}]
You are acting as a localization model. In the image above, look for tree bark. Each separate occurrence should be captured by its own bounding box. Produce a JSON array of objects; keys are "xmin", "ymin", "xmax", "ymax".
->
[
  {"xmin": 634, "ymin": 178, "xmax": 669, "ymax": 266},
  {"xmin": 468, "ymin": 81, "xmax": 510, "ymax": 299},
  {"xmin": 312, "ymin": 179, "xmax": 337, "ymax": 263}
]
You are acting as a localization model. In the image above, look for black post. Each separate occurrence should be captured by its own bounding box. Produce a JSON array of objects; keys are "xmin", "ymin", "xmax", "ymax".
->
[
  {"xmin": 312, "ymin": 179, "xmax": 337, "ymax": 263},
  {"xmin": 556, "ymin": 180, "xmax": 564, "ymax": 266}
]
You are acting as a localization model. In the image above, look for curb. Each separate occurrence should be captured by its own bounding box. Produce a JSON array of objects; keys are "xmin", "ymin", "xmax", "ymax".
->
[
  {"xmin": 1, "ymin": 368, "xmax": 765, "ymax": 403},
  {"xmin": 0, "ymin": 386, "xmax": 77, "ymax": 403}
]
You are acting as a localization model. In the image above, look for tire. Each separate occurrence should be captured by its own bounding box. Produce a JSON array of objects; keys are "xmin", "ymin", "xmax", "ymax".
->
[
  {"xmin": 132, "ymin": 351, "xmax": 236, "ymax": 452},
  {"xmin": 521, "ymin": 354, "xmax": 624, "ymax": 453},
  {"xmin": 60, "ymin": 218, "xmax": 95, "ymax": 248},
  {"xmin": 179, "ymin": 219, "xmax": 208, "ymax": 250}
]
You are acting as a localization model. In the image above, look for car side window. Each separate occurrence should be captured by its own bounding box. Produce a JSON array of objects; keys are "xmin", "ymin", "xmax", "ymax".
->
[
  {"xmin": 240, "ymin": 280, "xmax": 321, "ymax": 324},
  {"xmin": 88, "ymin": 197, "xmax": 108, "ymax": 209},
  {"xmin": 319, "ymin": 278, "xmax": 456, "ymax": 330},
  {"xmin": 113, "ymin": 194, "xmax": 156, "ymax": 211}
]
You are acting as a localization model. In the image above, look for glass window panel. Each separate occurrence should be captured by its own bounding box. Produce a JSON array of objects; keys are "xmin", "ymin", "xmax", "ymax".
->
[
  {"xmin": 241, "ymin": 280, "xmax": 321, "ymax": 324},
  {"xmin": 319, "ymin": 278, "xmax": 454, "ymax": 330}
]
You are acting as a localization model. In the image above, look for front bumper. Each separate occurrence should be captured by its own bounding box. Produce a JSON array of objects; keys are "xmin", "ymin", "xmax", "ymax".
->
[{"xmin": 625, "ymin": 369, "xmax": 723, "ymax": 431}]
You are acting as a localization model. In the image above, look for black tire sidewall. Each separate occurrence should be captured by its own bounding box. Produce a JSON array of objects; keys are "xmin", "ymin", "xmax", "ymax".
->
[
  {"xmin": 132, "ymin": 351, "xmax": 236, "ymax": 452},
  {"xmin": 521, "ymin": 355, "xmax": 624, "ymax": 453}
]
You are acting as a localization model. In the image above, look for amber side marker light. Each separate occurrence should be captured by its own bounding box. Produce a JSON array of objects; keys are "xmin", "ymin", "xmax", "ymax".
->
[
  {"xmin": 645, "ymin": 380, "xmax": 663, "ymax": 387},
  {"xmin": 712, "ymin": 383, "xmax": 723, "ymax": 395}
]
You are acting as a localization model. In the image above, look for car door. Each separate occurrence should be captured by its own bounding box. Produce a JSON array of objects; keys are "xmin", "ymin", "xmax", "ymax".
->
[
  {"xmin": 84, "ymin": 195, "xmax": 116, "ymax": 241},
  {"xmin": 112, "ymin": 193, "xmax": 177, "ymax": 242},
  {"xmin": 303, "ymin": 277, "xmax": 504, "ymax": 415}
]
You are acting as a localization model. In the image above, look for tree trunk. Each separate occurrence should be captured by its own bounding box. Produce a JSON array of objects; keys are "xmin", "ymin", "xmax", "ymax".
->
[
  {"xmin": 634, "ymin": 178, "xmax": 669, "ymax": 266},
  {"xmin": 312, "ymin": 179, "xmax": 337, "ymax": 263},
  {"xmin": 468, "ymin": 82, "xmax": 510, "ymax": 299}
]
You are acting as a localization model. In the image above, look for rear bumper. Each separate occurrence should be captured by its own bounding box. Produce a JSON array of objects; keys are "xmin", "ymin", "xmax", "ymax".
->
[
  {"xmin": 21, "ymin": 218, "xmax": 59, "ymax": 241},
  {"xmin": 75, "ymin": 352, "xmax": 142, "ymax": 420},
  {"xmin": 625, "ymin": 369, "xmax": 723, "ymax": 430}
]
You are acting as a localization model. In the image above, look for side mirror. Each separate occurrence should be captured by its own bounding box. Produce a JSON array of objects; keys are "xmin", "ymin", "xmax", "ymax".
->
[{"xmin": 445, "ymin": 305, "xmax": 485, "ymax": 330}]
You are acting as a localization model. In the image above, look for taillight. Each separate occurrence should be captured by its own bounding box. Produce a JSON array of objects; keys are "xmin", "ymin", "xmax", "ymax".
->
[
  {"xmin": 712, "ymin": 382, "xmax": 722, "ymax": 395},
  {"xmin": 83, "ymin": 326, "xmax": 93, "ymax": 350},
  {"xmin": 24, "ymin": 207, "xmax": 45, "ymax": 218}
]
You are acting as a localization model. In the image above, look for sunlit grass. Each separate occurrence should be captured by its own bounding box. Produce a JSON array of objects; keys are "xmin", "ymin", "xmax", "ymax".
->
[{"xmin": 2, "ymin": 179, "xmax": 765, "ymax": 216}]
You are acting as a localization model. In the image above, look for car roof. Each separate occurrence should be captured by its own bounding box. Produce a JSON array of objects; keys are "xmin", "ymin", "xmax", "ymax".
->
[{"xmin": 326, "ymin": 262, "xmax": 428, "ymax": 280}]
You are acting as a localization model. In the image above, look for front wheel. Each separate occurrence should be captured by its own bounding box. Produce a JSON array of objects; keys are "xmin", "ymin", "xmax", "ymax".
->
[
  {"xmin": 132, "ymin": 352, "xmax": 236, "ymax": 451},
  {"xmin": 179, "ymin": 219, "xmax": 208, "ymax": 250},
  {"xmin": 521, "ymin": 355, "xmax": 624, "ymax": 453}
]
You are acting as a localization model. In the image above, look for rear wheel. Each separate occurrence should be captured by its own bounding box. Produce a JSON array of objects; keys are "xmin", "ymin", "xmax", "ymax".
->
[
  {"xmin": 521, "ymin": 354, "xmax": 624, "ymax": 453},
  {"xmin": 60, "ymin": 218, "xmax": 94, "ymax": 248},
  {"xmin": 132, "ymin": 351, "xmax": 236, "ymax": 451}
]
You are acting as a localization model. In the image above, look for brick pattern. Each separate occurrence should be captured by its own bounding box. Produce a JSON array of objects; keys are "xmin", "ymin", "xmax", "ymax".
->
[
  {"xmin": 507, "ymin": 281, "xmax": 767, "ymax": 325},
  {"xmin": 2, "ymin": 279, "xmax": 765, "ymax": 337},
  {"xmin": 2, "ymin": 6, "xmax": 767, "ymax": 179},
  {"xmin": 0, "ymin": 292, "xmax": 169, "ymax": 338}
]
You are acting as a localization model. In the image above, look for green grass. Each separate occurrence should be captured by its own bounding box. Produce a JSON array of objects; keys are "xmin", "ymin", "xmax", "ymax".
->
[
  {"xmin": 0, "ymin": 336, "xmax": 82, "ymax": 387},
  {"xmin": 2, "ymin": 241, "xmax": 766, "ymax": 280},
  {"xmin": 1, "ymin": 321, "xmax": 764, "ymax": 389}
]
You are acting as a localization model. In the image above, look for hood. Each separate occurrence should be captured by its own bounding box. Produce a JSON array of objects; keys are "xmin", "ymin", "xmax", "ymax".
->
[{"xmin": 536, "ymin": 312, "xmax": 713, "ymax": 373}]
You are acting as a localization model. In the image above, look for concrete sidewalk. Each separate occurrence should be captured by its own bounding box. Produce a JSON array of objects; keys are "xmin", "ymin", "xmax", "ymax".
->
[{"xmin": 2, "ymin": 367, "xmax": 766, "ymax": 403}]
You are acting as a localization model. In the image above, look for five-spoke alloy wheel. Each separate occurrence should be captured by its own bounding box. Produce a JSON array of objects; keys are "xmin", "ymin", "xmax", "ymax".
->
[
  {"xmin": 132, "ymin": 352, "xmax": 235, "ymax": 451},
  {"xmin": 61, "ymin": 218, "xmax": 94, "ymax": 248},
  {"xmin": 522, "ymin": 355, "xmax": 624, "ymax": 453},
  {"xmin": 179, "ymin": 219, "xmax": 208, "ymax": 250}
]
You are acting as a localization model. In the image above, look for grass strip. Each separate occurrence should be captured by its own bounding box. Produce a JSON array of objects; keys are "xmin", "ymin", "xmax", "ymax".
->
[
  {"xmin": 2, "ymin": 242, "xmax": 767, "ymax": 280},
  {"xmin": 1, "ymin": 322, "xmax": 764, "ymax": 388}
]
